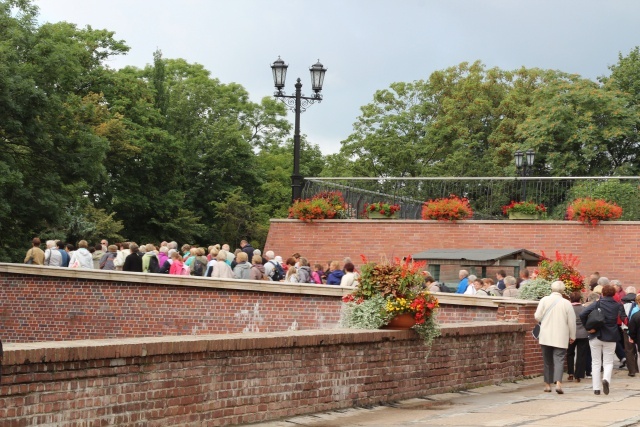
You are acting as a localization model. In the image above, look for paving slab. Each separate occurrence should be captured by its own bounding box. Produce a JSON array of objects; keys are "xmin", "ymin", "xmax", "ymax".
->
[{"xmin": 249, "ymin": 368, "xmax": 640, "ymax": 427}]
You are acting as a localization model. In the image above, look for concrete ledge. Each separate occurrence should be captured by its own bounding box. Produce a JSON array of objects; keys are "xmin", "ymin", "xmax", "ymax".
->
[
  {"xmin": 2, "ymin": 322, "xmax": 522, "ymax": 366},
  {"xmin": 0, "ymin": 263, "xmax": 347, "ymax": 297}
]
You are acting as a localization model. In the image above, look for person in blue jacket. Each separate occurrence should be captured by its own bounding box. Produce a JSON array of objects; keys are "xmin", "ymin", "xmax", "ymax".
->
[
  {"xmin": 456, "ymin": 270, "xmax": 470, "ymax": 294},
  {"xmin": 326, "ymin": 260, "xmax": 345, "ymax": 285}
]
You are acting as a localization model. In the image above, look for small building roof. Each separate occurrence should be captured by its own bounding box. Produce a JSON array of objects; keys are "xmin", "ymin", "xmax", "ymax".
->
[{"xmin": 411, "ymin": 248, "xmax": 541, "ymax": 266}]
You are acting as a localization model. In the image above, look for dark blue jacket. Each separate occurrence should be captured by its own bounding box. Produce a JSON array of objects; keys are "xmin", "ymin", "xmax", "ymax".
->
[
  {"xmin": 326, "ymin": 270, "xmax": 345, "ymax": 285},
  {"xmin": 580, "ymin": 296, "xmax": 626, "ymax": 342}
]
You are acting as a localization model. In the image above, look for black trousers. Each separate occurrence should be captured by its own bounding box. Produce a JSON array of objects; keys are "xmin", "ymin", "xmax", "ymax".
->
[
  {"xmin": 567, "ymin": 338, "xmax": 589, "ymax": 378},
  {"xmin": 623, "ymin": 329, "xmax": 638, "ymax": 375}
]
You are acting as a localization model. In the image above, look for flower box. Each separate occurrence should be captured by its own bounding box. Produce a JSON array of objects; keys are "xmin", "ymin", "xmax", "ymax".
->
[
  {"xmin": 566, "ymin": 198, "xmax": 623, "ymax": 226},
  {"xmin": 368, "ymin": 211, "xmax": 399, "ymax": 219},
  {"xmin": 508, "ymin": 212, "xmax": 540, "ymax": 220},
  {"xmin": 421, "ymin": 195, "xmax": 473, "ymax": 222}
]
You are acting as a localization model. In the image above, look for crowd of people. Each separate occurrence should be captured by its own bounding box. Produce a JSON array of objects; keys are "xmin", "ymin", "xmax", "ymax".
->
[
  {"xmin": 22, "ymin": 237, "xmax": 360, "ymax": 286},
  {"xmin": 534, "ymin": 273, "xmax": 639, "ymax": 396}
]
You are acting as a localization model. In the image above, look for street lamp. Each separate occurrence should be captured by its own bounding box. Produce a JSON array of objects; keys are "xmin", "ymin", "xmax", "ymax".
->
[
  {"xmin": 271, "ymin": 57, "xmax": 327, "ymax": 203},
  {"xmin": 514, "ymin": 149, "xmax": 535, "ymax": 201}
]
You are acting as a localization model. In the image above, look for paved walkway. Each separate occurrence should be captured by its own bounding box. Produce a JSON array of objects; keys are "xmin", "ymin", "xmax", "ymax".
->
[{"xmin": 252, "ymin": 368, "xmax": 640, "ymax": 427}]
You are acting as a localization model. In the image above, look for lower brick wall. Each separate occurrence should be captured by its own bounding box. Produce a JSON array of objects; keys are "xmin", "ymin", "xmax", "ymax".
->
[{"xmin": 1, "ymin": 325, "xmax": 526, "ymax": 427}]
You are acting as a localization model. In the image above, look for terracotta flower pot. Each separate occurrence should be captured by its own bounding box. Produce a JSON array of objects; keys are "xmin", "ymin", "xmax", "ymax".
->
[{"xmin": 382, "ymin": 312, "xmax": 416, "ymax": 330}]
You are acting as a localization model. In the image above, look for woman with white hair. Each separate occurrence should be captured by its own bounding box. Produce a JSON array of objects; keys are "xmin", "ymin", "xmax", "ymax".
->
[
  {"xmin": 534, "ymin": 280, "xmax": 576, "ymax": 394},
  {"xmin": 44, "ymin": 240, "xmax": 62, "ymax": 267}
]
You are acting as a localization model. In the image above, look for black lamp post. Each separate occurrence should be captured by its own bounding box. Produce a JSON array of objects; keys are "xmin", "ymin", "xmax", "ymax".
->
[
  {"xmin": 271, "ymin": 57, "xmax": 327, "ymax": 203},
  {"xmin": 515, "ymin": 149, "xmax": 535, "ymax": 201}
]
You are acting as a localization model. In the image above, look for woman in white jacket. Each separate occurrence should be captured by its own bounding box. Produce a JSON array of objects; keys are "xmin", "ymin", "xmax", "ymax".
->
[
  {"xmin": 534, "ymin": 281, "xmax": 576, "ymax": 394},
  {"xmin": 69, "ymin": 240, "xmax": 94, "ymax": 269}
]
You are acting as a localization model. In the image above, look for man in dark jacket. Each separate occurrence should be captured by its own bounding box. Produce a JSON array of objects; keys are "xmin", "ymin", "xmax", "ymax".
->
[
  {"xmin": 580, "ymin": 282, "xmax": 627, "ymax": 395},
  {"xmin": 240, "ymin": 240, "xmax": 255, "ymax": 262},
  {"xmin": 123, "ymin": 243, "xmax": 143, "ymax": 272}
]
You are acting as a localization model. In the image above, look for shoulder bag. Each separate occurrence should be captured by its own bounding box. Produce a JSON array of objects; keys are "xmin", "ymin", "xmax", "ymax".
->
[
  {"xmin": 532, "ymin": 298, "xmax": 561, "ymax": 339},
  {"xmin": 585, "ymin": 301, "xmax": 605, "ymax": 331}
]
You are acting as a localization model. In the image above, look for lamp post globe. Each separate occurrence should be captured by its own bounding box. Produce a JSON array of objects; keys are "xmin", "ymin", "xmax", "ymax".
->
[
  {"xmin": 526, "ymin": 149, "xmax": 535, "ymax": 167},
  {"xmin": 309, "ymin": 60, "xmax": 327, "ymax": 96},
  {"xmin": 514, "ymin": 150, "xmax": 524, "ymax": 169}
]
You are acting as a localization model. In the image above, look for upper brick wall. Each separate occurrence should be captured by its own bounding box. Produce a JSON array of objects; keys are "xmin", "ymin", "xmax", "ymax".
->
[{"xmin": 265, "ymin": 219, "xmax": 638, "ymax": 285}]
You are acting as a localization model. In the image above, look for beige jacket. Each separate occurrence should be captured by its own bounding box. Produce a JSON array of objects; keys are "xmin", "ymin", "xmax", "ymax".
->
[{"xmin": 534, "ymin": 292, "xmax": 576, "ymax": 349}]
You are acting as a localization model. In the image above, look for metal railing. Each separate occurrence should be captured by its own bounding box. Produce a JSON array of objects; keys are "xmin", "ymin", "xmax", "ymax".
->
[{"xmin": 302, "ymin": 177, "xmax": 640, "ymax": 220}]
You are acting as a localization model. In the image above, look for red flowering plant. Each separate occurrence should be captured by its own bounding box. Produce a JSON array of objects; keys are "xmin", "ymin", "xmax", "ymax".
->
[
  {"xmin": 363, "ymin": 202, "xmax": 401, "ymax": 218},
  {"xmin": 288, "ymin": 198, "xmax": 337, "ymax": 222},
  {"xmin": 567, "ymin": 198, "xmax": 623, "ymax": 226},
  {"xmin": 502, "ymin": 200, "xmax": 547, "ymax": 217},
  {"xmin": 421, "ymin": 195, "xmax": 473, "ymax": 222},
  {"xmin": 288, "ymin": 190, "xmax": 351, "ymax": 222},
  {"xmin": 536, "ymin": 250, "xmax": 585, "ymax": 294},
  {"xmin": 340, "ymin": 255, "xmax": 440, "ymax": 346}
]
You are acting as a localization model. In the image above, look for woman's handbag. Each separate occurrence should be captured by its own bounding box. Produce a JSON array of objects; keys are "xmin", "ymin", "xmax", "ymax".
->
[
  {"xmin": 532, "ymin": 298, "xmax": 561, "ymax": 339},
  {"xmin": 585, "ymin": 301, "xmax": 605, "ymax": 331}
]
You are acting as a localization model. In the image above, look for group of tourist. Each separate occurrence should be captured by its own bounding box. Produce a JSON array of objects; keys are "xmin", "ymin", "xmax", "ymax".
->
[
  {"xmin": 23, "ymin": 237, "xmax": 359, "ymax": 286},
  {"xmin": 425, "ymin": 269, "xmax": 526, "ymax": 297},
  {"xmin": 535, "ymin": 274, "xmax": 639, "ymax": 396}
]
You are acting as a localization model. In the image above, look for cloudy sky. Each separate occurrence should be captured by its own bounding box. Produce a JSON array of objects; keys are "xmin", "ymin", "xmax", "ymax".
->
[{"xmin": 35, "ymin": 0, "xmax": 640, "ymax": 154}]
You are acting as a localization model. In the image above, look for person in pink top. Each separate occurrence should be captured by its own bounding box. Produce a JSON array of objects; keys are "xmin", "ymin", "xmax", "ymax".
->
[{"xmin": 169, "ymin": 251, "xmax": 184, "ymax": 275}]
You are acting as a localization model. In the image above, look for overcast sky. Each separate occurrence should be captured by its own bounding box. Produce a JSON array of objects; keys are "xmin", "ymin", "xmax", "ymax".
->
[{"xmin": 34, "ymin": 0, "xmax": 640, "ymax": 154}]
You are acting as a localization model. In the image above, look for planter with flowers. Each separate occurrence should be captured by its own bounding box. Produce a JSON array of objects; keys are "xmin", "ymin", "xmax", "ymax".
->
[
  {"xmin": 502, "ymin": 200, "xmax": 547, "ymax": 220},
  {"xmin": 421, "ymin": 195, "xmax": 473, "ymax": 222},
  {"xmin": 363, "ymin": 202, "xmax": 401, "ymax": 219},
  {"xmin": 288, "ymin": 191, "xmax": 350, "ymax": 222},
  {"xmin": 340, "ymin": 256, "xmax": 441, "ymax": 347},
  {"xmin": 536, "ymin": 250, "xmax": 585, "ymax": 294},
  {"xmin": 566, "ymin": 198, "xmax": 623, "ymax": 226}
]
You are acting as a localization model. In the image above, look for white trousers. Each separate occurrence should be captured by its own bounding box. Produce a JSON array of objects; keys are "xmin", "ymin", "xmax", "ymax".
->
[{"xmin": 590, "ymin": 338, "xmax": 615, "ymax": 391}]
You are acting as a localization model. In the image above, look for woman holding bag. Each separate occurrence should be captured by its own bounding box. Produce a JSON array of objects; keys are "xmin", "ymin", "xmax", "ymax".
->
[
  {"xmin": 534, "ymin": 281, "xmax": 576, "ymax": 394},
  {"xmin": 580, "ymin": 280, "xmax": 627, "ymax": 395}
]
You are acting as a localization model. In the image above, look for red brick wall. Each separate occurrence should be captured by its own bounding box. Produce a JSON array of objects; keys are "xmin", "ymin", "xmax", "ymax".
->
[
  {"xmin": 0, "ymin": 272, "xmax": 343, "ymax": 343},
  {"xmin": 265, "ymin": 220, "xmax": 639, "ymax": 285},
  {"xmin": 1, "ymin": 326, "xmax": 525, "ymax": 426}
]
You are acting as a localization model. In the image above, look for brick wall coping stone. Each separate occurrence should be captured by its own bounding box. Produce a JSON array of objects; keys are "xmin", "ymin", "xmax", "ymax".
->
[
  {"xmin": 270, "ymin": 219, "xmax": 640, "ymax": 226},
  {"xmin": 3, "ymin": 322, "xmax": 522, "ymax": 366},
  {"xmin": 0, "ymin": 263, "xmax": 536, "ymax": 308}
]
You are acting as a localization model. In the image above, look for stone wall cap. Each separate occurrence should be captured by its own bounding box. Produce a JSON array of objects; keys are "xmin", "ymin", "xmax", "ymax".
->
[{"xmin": 2, "ymin": 322, "xmax": 520, "ymax": 366}]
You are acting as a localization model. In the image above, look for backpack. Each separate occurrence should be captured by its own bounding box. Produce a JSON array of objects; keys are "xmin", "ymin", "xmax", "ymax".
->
[
  {"xmin": 437, "ymin": 282, "xmax": 454, "ymax": 293},
  {"xmin": 192, "ymin": 259, "xmax": 205, "ymax": 276},
  {"xmin": 268, "ymin": 261, "xmax": 285, "ymax": 281},
  {"xmin": 148, "ymin": 256, "xmax": 160, "ymax": 273}
]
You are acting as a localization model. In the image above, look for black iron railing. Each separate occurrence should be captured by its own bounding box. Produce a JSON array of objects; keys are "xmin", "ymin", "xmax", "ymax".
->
[{"xmin": 302, "ymin": 177, "xmax": 640, "ymax": 220}]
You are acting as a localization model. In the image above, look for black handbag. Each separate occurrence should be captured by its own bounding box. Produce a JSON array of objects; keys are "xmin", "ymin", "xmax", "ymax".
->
[{"xmin": 585, "ymin": 301, "xmax": 605, "ymax": 330}]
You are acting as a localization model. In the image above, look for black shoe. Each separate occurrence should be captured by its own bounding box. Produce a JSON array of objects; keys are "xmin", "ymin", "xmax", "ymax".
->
[
  {"xmin": 620, "ymin": 359, "xmax": 627, "ymax": 368},
  {"xmin": 594, "ymin": 390, "xmax": 601, "ymax": 395},
  {"xmin": 603, "ymin": 379, "xmax": 610, "ymax": 395}
]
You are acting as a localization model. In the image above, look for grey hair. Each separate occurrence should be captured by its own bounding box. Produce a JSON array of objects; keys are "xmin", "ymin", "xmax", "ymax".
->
[
  {"xmin": 610, "ymin": 279, "xmax": 621, "ymax": 288},
  {"xmin": 504, "ymin": 276, "xmax": 517, "ymax": 286},
  {"xmin": 459, "ymin": 270, "xmax": 469, "ymax": 278},
  {"xmin": 468, "ymin": 275, "xmax": 477, "ymax": 282},
  {"xmin": 265, "ymin": 250, "xmax": 275, "ymax": 260},
  {"xmin": 551, "ymin": 280, "xmax": 565, "ymax": 293},
  {"xmin": 597, "ymin": 277, "xmax": 610, "ymax": 287},
  {"xmin": 626, "ymin": 286, "xmax": 637, "ymax": 294}
]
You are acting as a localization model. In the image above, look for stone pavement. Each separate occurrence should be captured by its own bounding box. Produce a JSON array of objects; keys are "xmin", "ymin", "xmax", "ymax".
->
[{"xmin": 251, "ymin": 369, "xmax": 640, "ymax": 427}]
